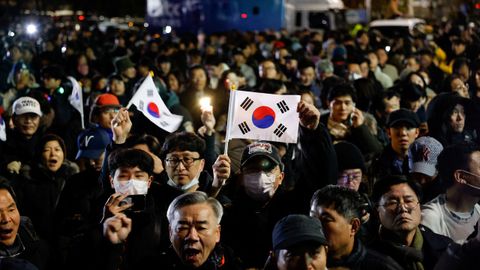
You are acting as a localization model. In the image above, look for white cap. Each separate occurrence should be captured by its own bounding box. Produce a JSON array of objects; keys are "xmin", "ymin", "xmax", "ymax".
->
[{"xmin": 12, "ymin": 97, "xmax": 42, "ymax": 116}]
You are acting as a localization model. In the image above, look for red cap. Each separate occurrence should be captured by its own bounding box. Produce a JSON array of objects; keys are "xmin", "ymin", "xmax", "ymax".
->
[{"xmin": 94, "ymin": 93, "xmax": 120, "ymax": 107}]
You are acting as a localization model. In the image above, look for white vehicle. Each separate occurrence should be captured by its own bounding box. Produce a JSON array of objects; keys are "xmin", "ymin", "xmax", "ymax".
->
[
  {"xmin": 369, "ymin": 18, "xmax": 426, "ymax": 38},
  {"xmin": 285, "ymin": 0, "xmax": 347, "ymax": 32}
]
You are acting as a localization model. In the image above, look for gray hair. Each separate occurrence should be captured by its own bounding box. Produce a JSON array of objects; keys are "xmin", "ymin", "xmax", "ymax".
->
[{"xmin": 167, "ymin": 191, "xmax": 223, "ymax": 224}]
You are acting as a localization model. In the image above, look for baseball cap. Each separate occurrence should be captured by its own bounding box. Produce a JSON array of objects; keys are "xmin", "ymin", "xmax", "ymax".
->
[
  {"xmin": 240, "ymin": 141, "xmax": 284, "ymax": 171},
  {"xmin": 386, "ymin": 108, "xmax": 420, "ymax": 128},
  {"xmin": 114, "ymin": 56, "xmax": 135, "ymax": 74},
  {"xmin": 94, "ymin": 93, "xmax": 121, "ymax": 108},
  {"xmin": 410, "ymin": 136, "xmax": 443, "ymax": 177},
  {"xmin": 272, "ymin": 214, "xmax": 328, "ymax": 250},
  {"xmin": 76, "ymin": 128, "xmax": 111, "ymax": 160},
  {"xmin": 12, "ymin": 97, "xmax": 42, "ymax": 116}
]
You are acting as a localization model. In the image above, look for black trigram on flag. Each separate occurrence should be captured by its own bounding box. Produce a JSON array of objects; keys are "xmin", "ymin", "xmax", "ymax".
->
[
  {"xmin": 276, "ymin": 100, "xmax": 289, "ymax": 113},
  {"xmin": 240, "ymin": 97, "xmax": 254, "ymax": 111},
  {"xmin": 274, "ymin": 123, "xmax": 287, "ymax": 137},
  {"xmin": 238, "ymin": 121, "xmax": 251, "ymax": 134}
]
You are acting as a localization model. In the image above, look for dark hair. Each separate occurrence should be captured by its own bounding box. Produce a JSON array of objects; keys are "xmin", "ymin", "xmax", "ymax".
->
[
  {"xmin": 108, "ymin": 148, "xmax": 154, "ymax": 177},
  {"xmin": 353, "ymin": 78, "xmax": 376, "ymax": 112},
  {"xmin": 126, "ymin": 134, "xmax": 162, "ymax": 156},
  {"xmin": 41, "ymin": 65, "xmax": 65, "ymax": 80},
  {"xmin": 437, "ymin": 142, "xmax": 480, "ymax": 188},
  {"xmin": 0, "ymin": 177, "xmax": 17, "ymax": 203},
  {"xmin": 372, "ymin": 89, "xmax": 400, "ymax": 113},
  {"xmin": 258, "ymin": 79, "xmax": 285, "ymax": 94},
  {"xmin": 400, "ymin": 82, "xmax": 426, "ymax": 103},
  {"xmin": 160, "ymin": 132, "xmax": 206, "ymax": 160},
  {"xmin": 328, "ymin": 82, "xmax": 357, "ymax": 103},
  {"xmin": 311, "ymin": 185, "xmax": 362, "ymax": 220},
  {"xmin": 297, "ymin": 59, "xmax": 316, "ymax": 72},
  {"xmin": 35, "ymin": 134, "xmax": 67, "ymax": 162},
  {"xmin": 452, "ymin": 57, "xmax": 470, "ymax": 75},
  {"xmin": 371, "ymin": 175, "xmax": 422, "ymax": 204}
]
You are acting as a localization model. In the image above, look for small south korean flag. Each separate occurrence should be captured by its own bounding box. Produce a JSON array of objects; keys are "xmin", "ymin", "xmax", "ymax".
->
[
  {"xmin": 0, "ymin": 115, "xmax": 6, "ymax": 141},
  {"xmin": 127, "ymin": 75, "xmax": 183, "ymax": 133},
  {"xmin": 227, "ymin": 90, "xmax": 300, "ymax": 143}
]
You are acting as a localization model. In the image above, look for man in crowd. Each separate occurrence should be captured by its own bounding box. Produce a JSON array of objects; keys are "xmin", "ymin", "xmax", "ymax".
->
[
  {"xmin": 372, "ymin": 108, "xmax": 420, "ymax": 179},
  {"xmin": 421, "ymin": 142, "xmax": 480, "ymax": 243},
  {"xmin": 310, "ymin": 185, "xmax": 402, "ymax": 270},
  {"xmin": 103, "ymin": 191, "xmax": 242, "ymax": 269},
  {"xmin": 0, "ymin": 177, "xmax": 48, "ymax": 269},
  {"xmin": 265, "ymin": 214, "xmax": 329, "ymax": 270},
  {"xmin": 370, "ymin": 175, "xmax": 453, "ymax": 269},
  {"xmin": 0, "ymin": 96, "xmax": 43, "ymax": 175},
  {"xmin": 221, "ymin": 100, "xmax": 337, "ymax": 268}
]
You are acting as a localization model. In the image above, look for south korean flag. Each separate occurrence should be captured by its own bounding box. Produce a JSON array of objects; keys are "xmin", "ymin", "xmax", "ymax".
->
[{"xmin": 227, "ymin": 90, "xmax": 300, "ymax": 143}]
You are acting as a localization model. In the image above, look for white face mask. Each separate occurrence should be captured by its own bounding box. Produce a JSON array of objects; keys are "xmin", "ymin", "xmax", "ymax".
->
[
  {"xmin": 459, "ymin": 170, "xmax": 480, "ymax": 190},
  {"xmin": 348, "ymin": 72, "xmax": 362, "ymax": 81},
  {"xmin": 242, "ymin": 172, "xmax": 277, "ymax": 202},
  {"xmin": 114, "ymin": 179, "xmax": 149, "ymax": 195}
]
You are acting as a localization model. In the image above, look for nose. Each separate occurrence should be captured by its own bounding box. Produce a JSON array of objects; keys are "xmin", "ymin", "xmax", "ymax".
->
[
  {"xmin": 0, "ymin": 212, "xmax": 9, "ymax": 224},
  {"xmin": 185, "ymin": 227, "xmax": 200, "ymax": 242}
]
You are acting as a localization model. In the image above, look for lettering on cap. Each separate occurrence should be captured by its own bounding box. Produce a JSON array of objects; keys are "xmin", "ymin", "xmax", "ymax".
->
[{"xmin": 248, "ymin": 142, "xmax": 272, "ymax": 155}]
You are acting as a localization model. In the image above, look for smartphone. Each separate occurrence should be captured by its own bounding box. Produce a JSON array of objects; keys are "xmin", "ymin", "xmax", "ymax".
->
[
  {"xmin": 347, "ymin": 105, "xmax": 356, "ymax": 126},
  {"xmin": 120, "ymin": 195, "xmax": 147, "ymax": 212}
]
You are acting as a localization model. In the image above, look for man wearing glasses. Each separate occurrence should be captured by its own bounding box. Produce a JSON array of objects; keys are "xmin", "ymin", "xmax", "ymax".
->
[
  {"xmin": 159, "ymin": 131, "xmax": 231, "ymax": 197},
  {"xmin": 369, "ymin": 175, "xmax": 452, "ymax": 270}
]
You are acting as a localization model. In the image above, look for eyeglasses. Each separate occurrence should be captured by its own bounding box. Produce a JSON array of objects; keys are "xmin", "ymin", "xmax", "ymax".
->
[
  {"xmin": 165, "ymin": 157, "xmax": 202, "ymax": 168},
  {"xmin": 338, "ymin": 173, "xmax": 362, "ymax": 183},
  {"xmin": 379, "ymin": 199, "xmax": 419, "ymax": 212}
]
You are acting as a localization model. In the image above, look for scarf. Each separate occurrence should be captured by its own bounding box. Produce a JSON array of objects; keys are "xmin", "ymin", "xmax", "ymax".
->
[{"xmin": 379, "ymin": 227, "xmax": 425, "ymax": 270}]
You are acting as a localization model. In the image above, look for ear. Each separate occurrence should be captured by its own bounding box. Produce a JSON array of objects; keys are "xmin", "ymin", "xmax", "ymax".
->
[
  {"xmin": 350, "ymin": 218, "xmax": 361, "ymax": 237},
  {"xmin": 276, "ymin": 171, "xmax": 285, "ymax": 187},
  {"xmin": 109, "ymin": 175, "xmax": 115, "ymax": 189},
  {"xmin": 454, "ymin": 170, "xmax": 467, "ymax": 184},
  {"xmin": 147, "ymin": 175, "xmax": 153, "ymax": 188},
  {"xmin": 215, "ymin": 224, "xmax": 221, "ymax": 243},
  {"xmin": 414, "ymin": 128, "xmax": 420, "ymax": 138},
  {"xmin": 169, "ymin": 224, "xmax": 174, "ymax": 243},
  {"xmin": 199, "ymin": 159, "xmax": 205, "ymax": 172},
  {"xmin": 387, "ymin": 128, "xmax": 392, "ymax": 138}
]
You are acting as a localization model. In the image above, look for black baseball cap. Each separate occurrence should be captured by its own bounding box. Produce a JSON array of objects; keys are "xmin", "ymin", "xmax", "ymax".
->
[
  {"xmin": 386, "ymin": 108, "xmax": 420, "ymax": 128},
  {"xmin": 272, "ymin": 214, "xmax": 328, "ymax": 250},
  {"xmin": 240, "ymin": 141, "xmax": 284, "ymax": 171}
]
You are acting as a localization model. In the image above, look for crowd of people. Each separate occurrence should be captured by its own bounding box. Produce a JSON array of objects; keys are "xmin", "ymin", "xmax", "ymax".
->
[{"xmin": 0, "ymin": 13, "xmax": 480, "ymax": 270}]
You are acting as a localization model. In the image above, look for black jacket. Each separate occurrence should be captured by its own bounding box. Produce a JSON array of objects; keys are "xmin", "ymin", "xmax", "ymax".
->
[
  {"xmin": 368, "ymin": 225, "xmax": 453, "ymax": 270},
  {"xmin": 0, "ymin": 217, "xmax": 49, "ymax": 270},
  {"xmin": 328, "ymin": 239, "xmax": 403, "ymax": 270},
  {"xmin": 220, "ymin": 124, "xmax": 337, "ymax": 268}
]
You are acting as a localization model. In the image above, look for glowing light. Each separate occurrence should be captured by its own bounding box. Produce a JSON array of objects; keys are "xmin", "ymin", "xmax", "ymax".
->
[
  {"xmin": 26, "ymin": 24, "xmax": 38, "ymax": 35},
  {"xmin": 78, "ymin": 15, "xmax": 85, "ymax": 21},
  {"xmin": 75, "ymin": 24, "xmax": 81, "ymax": 31},
  {"xmin": 199, "ymin": 97, "xmax": 212, "ymax": 112},
  {"xmin": 61, "ymin": 46, "xmax": 67, "ymax": 53},
  {"xmin": 164, "ymin": 25, "xmax": 172, "ymax": 34},
  {"xmin": 8, "ymin": 31, "xmax": 15, "ymax": 37},
  {"xmin": 144, "ymin": 22, "xmax": 149, "ymax": 28},
  {"xmin": 241, "ymin": 13, "xmax": 248, "ymax": 19},
  {"xmin": 385, "ymin": 46, "xmax": 391, "ymax": 52},
  {"xmin": 128, "ymin": 21, "xmax": 134, "ymax": 27}
]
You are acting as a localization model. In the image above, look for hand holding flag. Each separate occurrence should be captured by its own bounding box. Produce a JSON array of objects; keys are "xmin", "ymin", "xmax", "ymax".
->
[{"xmin": 297, "ymin": 101, "xmax": 320, "ymax": 130}]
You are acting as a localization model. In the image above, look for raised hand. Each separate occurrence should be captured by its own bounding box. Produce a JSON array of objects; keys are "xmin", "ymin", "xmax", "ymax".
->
[
  {"xmin": 111, "ymin": 108, "xmax": 132, "ymax": 144},
  {"xmin": 212, "ymin": 154, "xmax": 231, "ymax": 188},
  {"xmin": 297, "ymin": 101, "xmax": 320, "ymax": 130}
]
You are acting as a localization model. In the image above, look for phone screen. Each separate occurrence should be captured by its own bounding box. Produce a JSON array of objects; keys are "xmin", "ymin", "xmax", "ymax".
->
[{"xmin": 121, "ymin": 195, "xmax": 147, "ymax": 212}]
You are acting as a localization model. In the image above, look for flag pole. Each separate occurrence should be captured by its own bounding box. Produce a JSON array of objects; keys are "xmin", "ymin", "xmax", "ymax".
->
[{"xmin": 223, "ymin": 83, "xmax": 237, "ymax": 155}]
